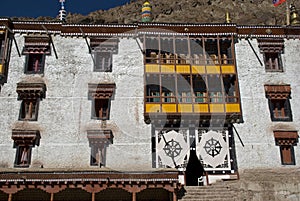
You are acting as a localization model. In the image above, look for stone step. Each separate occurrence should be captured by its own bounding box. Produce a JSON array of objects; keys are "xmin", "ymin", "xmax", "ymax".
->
[{"xmin": 180, "ymin": 180, "xmax": 239, "ymax": 201}]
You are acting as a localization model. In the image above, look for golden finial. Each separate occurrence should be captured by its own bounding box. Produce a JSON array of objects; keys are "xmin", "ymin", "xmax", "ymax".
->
[
  {"xmin": 290, "ymin": 4, "xmax": 300, "ymax": 26},
  {"xmin": 225, "ymin": 11, "xmax": 231, "ymax": 23}
]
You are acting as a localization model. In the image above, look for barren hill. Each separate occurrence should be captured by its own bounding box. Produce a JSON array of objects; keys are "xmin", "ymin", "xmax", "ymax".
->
[{"xmin": 13, "ymin": 0, "xmax": 300, "ymax": 25}]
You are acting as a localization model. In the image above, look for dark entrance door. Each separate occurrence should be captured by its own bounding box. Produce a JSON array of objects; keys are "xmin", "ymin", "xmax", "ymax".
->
[{"xmin": 185, "ymin": 150, "xmax": 204, "ymax": 186}]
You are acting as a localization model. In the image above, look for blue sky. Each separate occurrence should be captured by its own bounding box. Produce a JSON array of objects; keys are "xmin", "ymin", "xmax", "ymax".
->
[{"xmin": 0, "ymin": 0, "xmax": 132, "ymax": 18}]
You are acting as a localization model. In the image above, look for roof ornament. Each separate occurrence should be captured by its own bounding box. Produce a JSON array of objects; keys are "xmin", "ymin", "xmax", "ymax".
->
[
  {"xmin": 141, "ymin": 1, "xmax": 152, "ymax": 22},
  {"xmin": 290, "ymin": 4, "xmax": 300, "ymax": 25},
  {"xmin": 225, "ymin": 11, "xmax": 231, "ymax": 23},
  {"xmin": 58, "ymin": 0, "xmax": 67, "ymax": 22}
]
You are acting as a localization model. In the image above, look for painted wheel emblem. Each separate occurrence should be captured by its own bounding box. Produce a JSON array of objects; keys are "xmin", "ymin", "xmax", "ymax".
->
[
  {"xmin": 163, "ymin": 139, "xmax": 182, "ymax": 158},
  {"xmin": 204, "ymin": 137, "xmax": 222, "ymax": 157}
]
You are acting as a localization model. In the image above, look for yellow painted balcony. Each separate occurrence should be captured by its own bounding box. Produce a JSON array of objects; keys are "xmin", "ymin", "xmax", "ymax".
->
[
  {"xmin": 225, "ymin": 103, "xmax": 241, "ymax": 113},
  {"xmin": 145, "ymin": 64, "xmax": 159, "ymax": 73},
  {"xmin": 145, "ymin": 103, "xmax": 241, "ymax": 114},
  {"xmin": 221, "ymin": 65, "xmax": 235, "ymax": 74},
  {"xmin": 176, "ymin": 65, "xmax": 190, "ymax": 74},
  {"xmin": 206, "ymin": 65, "xmax": 221, "ymax": 74}
]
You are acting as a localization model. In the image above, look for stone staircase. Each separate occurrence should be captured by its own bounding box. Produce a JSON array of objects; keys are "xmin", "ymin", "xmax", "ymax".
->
[
  {"xmin": 178, "ymin": 168, "xmax": 300, "ymax": 201},
  {"xmin": 179, "ymin": 180, "xmax": 239, "ymax": 201}
]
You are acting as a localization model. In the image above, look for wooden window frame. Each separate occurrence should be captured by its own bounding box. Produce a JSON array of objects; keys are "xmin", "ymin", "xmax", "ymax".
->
[
  {"xmin": 24, "ymin": 53, "xmax": 45, "ymax": 74},
  {"xmin": 274, "ymin": 131, "xmax": 298, "ymax": 166},
  {"xmin": 93, "ymin": 51, "xmax": 112, "ymax": 72},
  {"xmin": 92, "ymin": 98, "xmax": 110, "ymax": 120},
  {"xmin": 280, "ymin": 145, "xmax": 295, "ymax": 165},
  {"xmin": 22, "ymin": 36, "xmax": 51, "ymax": 75},
  {"xmin": 258, "ymin": 38, "xmax": 284, "ymax": 72},
  {"xmin": 14, "ymin": 145, "xmax": 32, "ymax": 168},
  {"xmin": 16, "ymin": 82, "xmax": 46, "ymax": 122},
  {"xmin": 88, "ymin": 83, "xmax": 115, "ymax": 121},
  {"xmin": 19, "ymin": 99, "xmax": 40, "ymax": 121},
  {"xmin": 90, "ymin": 37, "xmax": 119, "ymax": 72},
  {"xmin": 265, "ymin": 85, "xmax": 292, "ymax": 122},
  {"xmin": 263, "ymin": 52, "xmax": 282, "ymax": 72},
  {"xmin": 87, "ymin": 130, "xmax": 113, "ymax": 167},
  {"xmin": 12, "ymin": 130, "xmax": 40, "ymax": 168},
  {"xmin": 269, "ymin": 99, "xmax": 292, "ymax": 121}
]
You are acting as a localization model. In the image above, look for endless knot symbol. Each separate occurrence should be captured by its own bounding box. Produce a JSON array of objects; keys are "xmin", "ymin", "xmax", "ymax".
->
[
  {"xmin": 163, "ymin": 139, "xmax": 182, "ymax": 158},
  {"xmin": 204, "ymin": 137, "xmax": 222, "ymax": 157}
]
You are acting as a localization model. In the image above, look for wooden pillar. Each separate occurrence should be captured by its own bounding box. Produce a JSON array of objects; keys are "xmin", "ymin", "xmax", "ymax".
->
[
  {"xmin": 132, "ymin": 192, "xmax": 136, "ymax": 201},
  {"xmin": 91, "ymin": 192, "xmax": 95, "ymax": 201},
  {"xmin": 173, "ymin": 191, "xmax": 177, "ymax": 201},
  {"xmin": 8, "ymin": 194, "xmax": 12, "ymax": 201},
  {"xmin": 50, "ymin": 193, "xmax": 54, "ymax": 201}
]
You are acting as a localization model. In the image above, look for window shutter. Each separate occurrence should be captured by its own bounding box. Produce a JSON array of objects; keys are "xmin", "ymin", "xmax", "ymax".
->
[{"xmin": 281, "ymin": 146, "xmax": 293, "ymax": 165}]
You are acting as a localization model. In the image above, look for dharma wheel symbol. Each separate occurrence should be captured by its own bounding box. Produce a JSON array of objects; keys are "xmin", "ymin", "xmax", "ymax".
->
[
  {"xmin": 163, "ymin": 139, "xmax": 183, "ymax": 158},
  {"xmin": 204, "ymin": 138, "xmax": 222, "ymax": 157}
]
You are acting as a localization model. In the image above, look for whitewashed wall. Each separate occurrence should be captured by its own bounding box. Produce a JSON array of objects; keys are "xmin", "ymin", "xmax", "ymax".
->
[
  {"xmin": 0, "ymin": 34, "xmax": 152, "ymax": 170},
  {"xmin": 235, "ymin": 38, "xmax": 300, "ymax": 169},
  {"xmin": 1, "ymin": 34, "xmax": 299, "ymax": 171}
]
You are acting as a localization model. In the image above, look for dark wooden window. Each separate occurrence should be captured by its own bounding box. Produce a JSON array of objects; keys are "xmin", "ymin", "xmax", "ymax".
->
[
  {"xmin": 90, "ymin": 146, "xmax": 106, "ymax": 167},
  {"xmin": 94, "ymin": 52, "xmax": 112, "ymax": 72},
  {"xmin": 19, "ymin": 100, "xmax": 39, "ymax": 121},
  {"xmin": 12, "ymin": 129, "xmax": 40, "ymax": 168},
  {"xmin": 92, "ymin": 99, "xmax": 110, "ymax": 120},
  {"xmin": 22, "ymin": 36, "xmax": 51, "ymax": 74},
  {"xmin": 265, "ymin": 85, "xmax": 292, "ymax": 122},
  {"xmin": 88, "ymin": 83, "xmax": 115, "ymax": 121},
  {"xmin": 25, "ymin": 54, "xmax": 45, "ymax": 74},
  {"xmin": 87, "ymin": 130, "xmax": 113, "ymax": 168},
  {"xmin": 269, "ymin": 99, "xmax": 292, "ymax": 121},
  {"xmin": 14, "ymin": 145, "xmax": 32, "ymax": 167},
  {"xmin": 280, "ymin": 145, "xmax": 295, "ymax": 165},
  {"xmin": 264, "ymin": 52, "xmax": 282, "ymax": 71},
  {"xmin": 258, "ymin": 38, "xmax": 284, "ymax": 72},
  {"xmin": 274, "ymin": 131, "xmax": 298, "ymax": 166}
]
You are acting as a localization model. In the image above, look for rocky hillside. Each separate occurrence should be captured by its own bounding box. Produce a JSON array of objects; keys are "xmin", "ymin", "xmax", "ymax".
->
[{"xmin": 13, "ymin": 0, "xmax": 300, "ymax": 25}]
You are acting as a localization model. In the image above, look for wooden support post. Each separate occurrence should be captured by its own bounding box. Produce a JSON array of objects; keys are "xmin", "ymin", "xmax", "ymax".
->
[
  {"xmin": 8, "ymin": 194, "xmax": 12, "ymax": 201},
  {"xmin": 50, "ymin": 193, "xmax": 54, "ymax": 201},
  {"xmin": 173, "ymin": 191, "xmax": 177, "ymax": 201},
  {"xmin": 132, "ymin": 192, "xmax": 136, "ymax": 201},
  {"xmin": 91, "ymin": 192, "xmax": 95, "ymax": 201}
]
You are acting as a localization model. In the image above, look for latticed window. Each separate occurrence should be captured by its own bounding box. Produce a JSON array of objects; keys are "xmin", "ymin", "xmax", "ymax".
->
[
  {"xmin": 92, "ymin": 99, "xmax": 109, "ymax": 119},
  {"xmin": 19, "ymin": 100, "xmax": 39, "ymax": 121},
  {"xmin": 274, "ymin": 131, "xmax": 298, "ymax": 165},
  {"xmin": 22, "ymin": 36, "xmax": 51, "ymax": 74},
  {"xmin": 12, "ymin": 130, "xmax": 40, "ymax": 168},
  {"xmin": 88, "ymin": 83, "xmax": 116, "ymax": 120},
  {"xmin": 87, "ymin": 130, "xmax": 113, "ymax": 167},
  {"xmin": 265, "ymin": 84, "xmax": 292, "ymax": 122},
  {"xmin": 258, "ymin": 38, "xmax": 284, "ymax": 72},
  {"xmin": 94, "ymin": 52, "xmax": 112, "ymax": 72},
  {"xmin": 16, "ymin": 82, "xmax": 46, "ymax": 121},
  {"xmin": 25, "ymin": 54, "xmax": 45, "ymax": 73},
  {"xmin": 90, "ymin": 37, "xmax": 118, "ymax": 72}
]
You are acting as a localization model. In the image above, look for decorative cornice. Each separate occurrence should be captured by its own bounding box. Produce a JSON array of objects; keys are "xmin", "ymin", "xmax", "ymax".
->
[
  {"xmin": 88, "ymin": 83, "xmax": 116, "ymax": 99},
  {"xmin": 87, "ymin": 130, "xmax": 113, "ymax": 145},
  {"xmin": 264, "ymin": 84, "xmax": 291, "ymax": 99},
  {"xmin": 16, "ymin": 82, "xmax": 46, "ymax": 100},
  {"xmin": 0, "ymin": 20, "xmax": 299, "ymax": 38},
  {"xmin": 274, "ymin": 131, "xmax": 298, "ymax": 146},
  {"xmin": 11, "ymin": 129, "xmax": 40, "ymax": 146}
]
